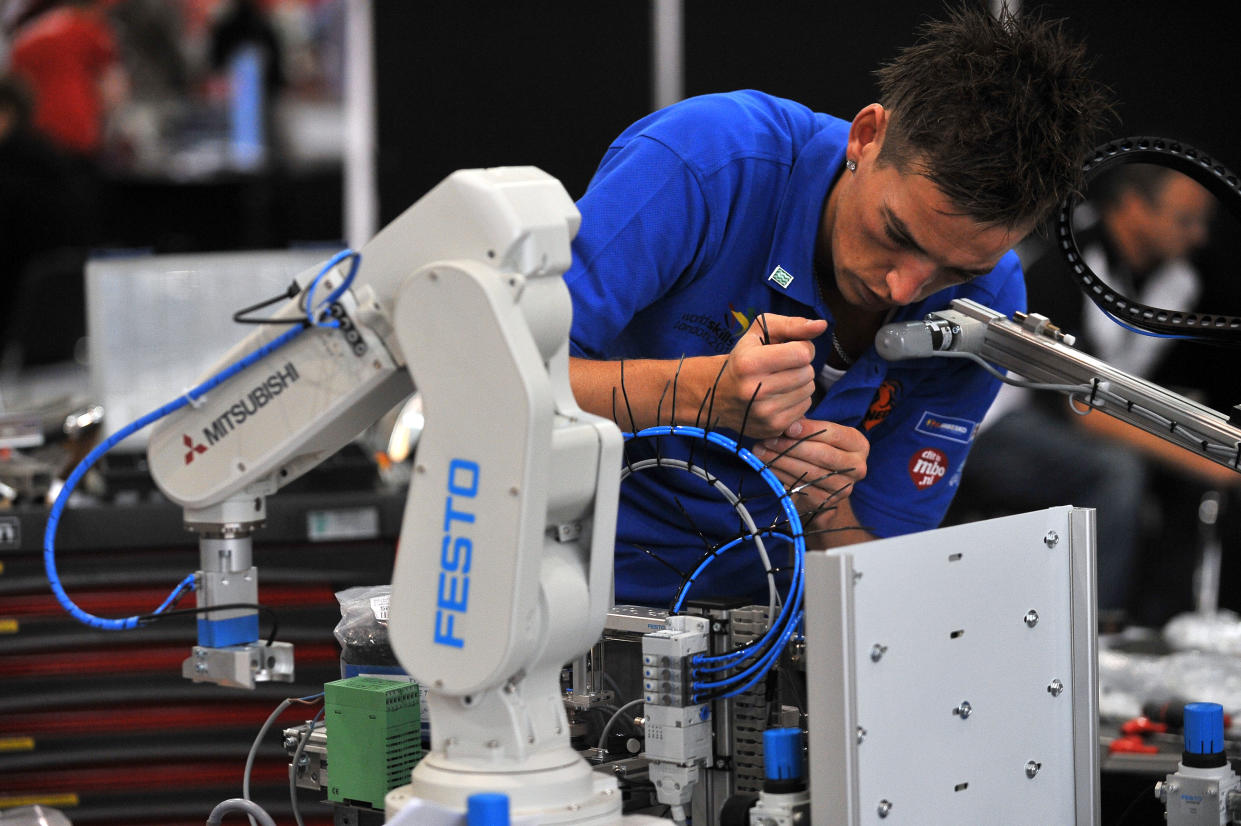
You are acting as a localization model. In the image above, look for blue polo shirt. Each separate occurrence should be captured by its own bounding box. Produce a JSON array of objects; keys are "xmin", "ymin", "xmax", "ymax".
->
[{"xmin": 565, "ymin": 90, "xmax": 1025, "ymax": 606}]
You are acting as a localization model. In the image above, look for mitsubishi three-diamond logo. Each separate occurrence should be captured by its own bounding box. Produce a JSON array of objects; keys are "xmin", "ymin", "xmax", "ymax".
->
[{"xmin": 183, "ymin": 434, "xmax": 207, "ymax": 464}]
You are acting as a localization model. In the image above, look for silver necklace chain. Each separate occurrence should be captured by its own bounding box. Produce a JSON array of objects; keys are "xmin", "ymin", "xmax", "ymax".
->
[{"xmin": 830, "ymin": 328, "xmax": 854, "ymax": 367}]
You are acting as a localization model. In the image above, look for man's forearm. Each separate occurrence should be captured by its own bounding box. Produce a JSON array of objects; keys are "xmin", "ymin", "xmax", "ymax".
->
[{"xmin": 569, "ymin": 355, "xmax": 726, "ymax": 432}]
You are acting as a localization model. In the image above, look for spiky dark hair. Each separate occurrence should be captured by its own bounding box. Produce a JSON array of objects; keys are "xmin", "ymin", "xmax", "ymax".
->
[{"xmin": 874, "ymin": 3, "xmax": 1115, "ymax": 229}]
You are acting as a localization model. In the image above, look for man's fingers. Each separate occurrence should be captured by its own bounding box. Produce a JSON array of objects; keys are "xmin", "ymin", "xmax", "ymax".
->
[
  {"xmin": 747, "ymin": 313, "xmax": 828, "ymax": 345},
  {"xmin": 752, "ymin": 419, "xmax": 870, "ymax": 482},
  {"xmin": 732, "ymin": 338, "xmax": 818, "ymax": 375}
]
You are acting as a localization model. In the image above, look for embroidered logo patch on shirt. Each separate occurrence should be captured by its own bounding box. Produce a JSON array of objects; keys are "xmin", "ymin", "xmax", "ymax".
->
[
  {"xmin": 908, "ymin": 447, "xmax": 948, "ymax": 490},
  {"xmin": 862, "ymin": 379, "xmax": 901, "ymax": 432},
  {"xmin": 768, "ymin": 266, "xmax": 794, "ymax": 289},
  {"xmin": 914, "ymin": 411, "xmax": 979, "ymax": 445}
]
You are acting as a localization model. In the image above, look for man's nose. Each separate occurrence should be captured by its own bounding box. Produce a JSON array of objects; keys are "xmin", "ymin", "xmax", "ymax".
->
[{"xmin": 886, "ymin": 258, "xmax": 937, "ymax": 305}]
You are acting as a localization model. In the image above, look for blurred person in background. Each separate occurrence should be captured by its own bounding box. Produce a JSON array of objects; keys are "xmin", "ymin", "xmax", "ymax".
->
[{"xmin": 6, "ymin": 0, "xmax": 127, "ymax": 162}]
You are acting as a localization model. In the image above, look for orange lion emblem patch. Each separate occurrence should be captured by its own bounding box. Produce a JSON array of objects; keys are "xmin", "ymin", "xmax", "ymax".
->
[{"xmin": 862, "ymin": 379, "xmax": 901, "ymax": 432}]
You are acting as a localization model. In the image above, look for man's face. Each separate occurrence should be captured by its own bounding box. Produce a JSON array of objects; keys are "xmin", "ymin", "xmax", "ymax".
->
[
  {"xmin": 1130, "ymin": 174, "xmax": 1214, "ymax": 265},
  {"xmin": 823, "ymin": 157, "xmax": 1028, "ymax": 313}
]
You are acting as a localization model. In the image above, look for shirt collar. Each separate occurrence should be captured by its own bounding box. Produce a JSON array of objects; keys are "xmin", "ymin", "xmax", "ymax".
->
[{"xmin": 762, "ymin": 119, "xmax": 850, "ymax": 314}]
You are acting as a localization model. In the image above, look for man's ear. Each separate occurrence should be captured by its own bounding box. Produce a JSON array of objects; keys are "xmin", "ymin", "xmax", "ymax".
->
[{"xmin": 847, "ymin": 104, "xmax": 888, "ymax": 167}]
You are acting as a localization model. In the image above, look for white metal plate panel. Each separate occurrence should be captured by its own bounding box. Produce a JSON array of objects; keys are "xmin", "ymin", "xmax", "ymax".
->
[{"xmin": 809, "ymin": 507, "xmax": 1089, "ymax": 825}]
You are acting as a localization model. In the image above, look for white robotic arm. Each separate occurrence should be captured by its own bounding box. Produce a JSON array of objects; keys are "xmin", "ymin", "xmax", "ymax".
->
[{"xmin": 145, "ymin": 168, "xmax": 632, "ymax": 821}]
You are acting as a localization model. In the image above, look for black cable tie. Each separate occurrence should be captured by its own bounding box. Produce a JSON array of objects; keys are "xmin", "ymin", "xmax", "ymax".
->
[
  {"xmin": 620, "ymin": 360, "xmax": 639, "ymax": 434},
  {"xmin": 232, "ymin": 281, "xmax": 303, "ymax": 325},
  {"xmin": 656, "ymin": 377, "xmax": 672, "ymax": 429},
  {"xmin": 670, "ymin": 354, "xmax": 686, "ymax": 427},
  {"xmin": 756, "ymin": 312, "xmax": 772, "ymax": 346},
  {"xmin": 738, "ymin": 381, "xmax": 763, "ymax": 442},
  {"xmin": 629, "ymin": 543, "xmax": 687, "ymax": 578}
]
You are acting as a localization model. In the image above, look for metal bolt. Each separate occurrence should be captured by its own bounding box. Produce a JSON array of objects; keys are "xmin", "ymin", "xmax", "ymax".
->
[
  {"xmin": 712, "ymin": 622, "xmax": 723, "ymax": 632},
  {"xmin": 1025, "ymin": 760, "xmax": 1042, "ymax": 779},
  {"xmin": 194, "ymin": 662, "xmax": 208, "ymax": 673},
  {"xmin": 857, "ymin": 726, "xmax": 867, "ymax": 744},
  {"xmin": 870, "ymin": 643, "xmax": 887, "ymax": 662},
  {"xmin": 877, "ymin": 800, "xmax": 892, "ymax": 818},
  {"xmin": 1047, "ymin": 679, "xmax": 1064, "ymax": 697},
  {"xmin": 953, "ymin": 701, "xmax": 972, "ymax": 720},
  {"xmin": 1024, "ymin": 610, "xmax": 1040, "ymax": 628},
  {"xmin": 1044, "ymin": 530, "xmax": 1059, "ymax": 548}
]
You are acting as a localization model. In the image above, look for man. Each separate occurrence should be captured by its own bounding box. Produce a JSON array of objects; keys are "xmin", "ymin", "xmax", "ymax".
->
[
  {"xmin": 956, "ymin": 164, "xmax": 1227, "ymax": 616},
  {"xmin": 563, "ymin": 5, "xmax": 1112, "ymax": 606}
]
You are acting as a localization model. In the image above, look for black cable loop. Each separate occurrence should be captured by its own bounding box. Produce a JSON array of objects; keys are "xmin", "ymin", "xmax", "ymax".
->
[{"xmin": 1057, "ymin": 136, "xmax": 1241, "ymax": 342}]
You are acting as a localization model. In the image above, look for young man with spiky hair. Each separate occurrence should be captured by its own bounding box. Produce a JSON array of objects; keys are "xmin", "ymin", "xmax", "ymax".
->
[{"xmin": 564, "ymin": 4, "xmax": 1113, "ymax": 605}]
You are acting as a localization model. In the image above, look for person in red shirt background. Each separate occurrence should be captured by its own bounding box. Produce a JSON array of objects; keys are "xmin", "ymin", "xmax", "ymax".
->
[{"xmin": 7, "ymin": 0, "xmax": 127, "ymax": 159}]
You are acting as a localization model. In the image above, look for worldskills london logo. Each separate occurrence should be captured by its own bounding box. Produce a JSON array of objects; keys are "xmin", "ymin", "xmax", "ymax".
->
[{"xmin": 726, "ymin": 304, "xmax": 758, "ymax": 340}]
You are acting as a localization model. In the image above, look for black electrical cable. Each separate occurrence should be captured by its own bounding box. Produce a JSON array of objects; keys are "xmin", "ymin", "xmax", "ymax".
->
[
  {"xmin": 1057, "ymin": 136, "xmax": 1241, "ymax": 342},
  {"xmin": 136, "ymin": 603, "xmax": 281, "ymax": 647},
  {"xmin": 232, "ymin": 281, "xmax": 307, "ymax": 325}
]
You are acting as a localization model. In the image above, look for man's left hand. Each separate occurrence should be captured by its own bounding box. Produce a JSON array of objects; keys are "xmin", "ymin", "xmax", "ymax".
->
[{"xmin": 752, "ymin": 417, "xmax": 869, "ymax": 527}]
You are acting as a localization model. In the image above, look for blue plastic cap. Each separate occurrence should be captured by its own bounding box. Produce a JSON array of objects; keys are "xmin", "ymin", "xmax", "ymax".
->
[
  {"xmin": 467, "ymin": 792, "xmax": 510, "ymax": 826},
  {"xmin": 1184, "ymin": 702, "xmax": 1226, "ymax": 755},
  {"xmin": 763, "ymin": 727, "xmax": 803, "ymax": 781}
]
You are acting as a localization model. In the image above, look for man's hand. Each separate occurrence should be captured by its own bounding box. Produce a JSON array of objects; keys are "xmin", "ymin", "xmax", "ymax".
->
[
  {"xmin": 752, "ymin": 417, "xmax": 870, "ymax": 543},
  {"xmin": 569, "ymin": 313, "xmax": 825, "ymax": 436},
  {"xmin": 709, "ymin": 314, "xmax": 826, "ymax": 439}
]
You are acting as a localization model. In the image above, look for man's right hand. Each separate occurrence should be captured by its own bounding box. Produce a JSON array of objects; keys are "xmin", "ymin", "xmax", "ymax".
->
[
  {"xmin": 568, "ymin": 313, "xmax": 825, "ymax": 438},
  {"xmin": 708, "ymin": 313, "xmax": 826, "ymax": 438}
]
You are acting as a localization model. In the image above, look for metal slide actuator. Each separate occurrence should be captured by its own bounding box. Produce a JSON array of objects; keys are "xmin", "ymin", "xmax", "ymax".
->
[{"xmin": 878, "ymin": 297, "xmax": 1241, "ymax": 475}]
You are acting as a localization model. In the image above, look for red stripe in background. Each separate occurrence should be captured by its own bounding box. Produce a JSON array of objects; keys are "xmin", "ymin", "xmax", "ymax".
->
[
  {"xmin": 2, "ymin": 585, "xmax": 337, "ymax": 617},
  {"xmin": 0, "ymin": 701, "xmax": 323, "ymax": 737},
  {"xmin": 0, "ymin": 643, "xmax": 340, "ymax": 678}
]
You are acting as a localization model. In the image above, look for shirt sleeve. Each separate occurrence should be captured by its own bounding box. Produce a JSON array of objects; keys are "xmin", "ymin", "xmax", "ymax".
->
[
  {"xmin": 849, "ymin": 256, "xmax": 1027, "ymax": 537},
  {"xmin": 565, "ymin": 136, "xmax": 714, "ymax": 358}
]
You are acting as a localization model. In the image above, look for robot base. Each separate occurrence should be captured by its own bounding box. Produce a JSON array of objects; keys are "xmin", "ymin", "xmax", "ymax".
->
[{"xmin": 384, "ymin": 756, "xmax": 666, "ymax": 824}]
